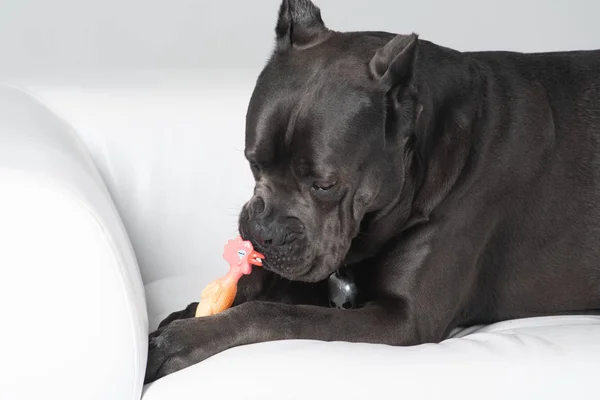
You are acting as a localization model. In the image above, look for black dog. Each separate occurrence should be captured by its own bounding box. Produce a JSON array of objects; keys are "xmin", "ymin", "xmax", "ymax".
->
[{"xmin": 145, "ymin": 0, "xmax": 600, "ymax": 383}]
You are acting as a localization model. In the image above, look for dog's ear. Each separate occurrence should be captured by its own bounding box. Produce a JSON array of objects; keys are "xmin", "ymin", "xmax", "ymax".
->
[
  {"xmin": 275, "ymin": 0, "xmax": 328, "ymax": 52},
  {"xmin": 369, "ymin": 33, "xmax": 418, "ymax": 89}
]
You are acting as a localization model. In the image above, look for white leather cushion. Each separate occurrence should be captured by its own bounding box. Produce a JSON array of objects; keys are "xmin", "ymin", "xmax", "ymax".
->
[
  {"xmin": 0, "ymin": 84, "xmax": 147, "ymax": 400},
  {"xmin": 142, "ymin": 315, "xmax": 600, "ymax": 400},
  {"xmin": 23, "ymin": 73, "xmax": 261, "ymax": 333}
]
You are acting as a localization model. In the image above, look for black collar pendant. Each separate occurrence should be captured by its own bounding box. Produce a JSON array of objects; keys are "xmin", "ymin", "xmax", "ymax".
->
[{"xmin": 328, "ymin": 267, "xmax": 358, "ymax": 309}]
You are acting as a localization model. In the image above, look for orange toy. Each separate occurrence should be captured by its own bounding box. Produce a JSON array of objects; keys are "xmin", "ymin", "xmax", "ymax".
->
[{"xmin": 195, "ymin": 236, "xmax": 264, "ymax": 317}]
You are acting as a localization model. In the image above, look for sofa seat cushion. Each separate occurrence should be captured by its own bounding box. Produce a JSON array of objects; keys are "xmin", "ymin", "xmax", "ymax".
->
[{"xmin": 142, "ymin": 315, "xmax": 600, "ymax": 400}]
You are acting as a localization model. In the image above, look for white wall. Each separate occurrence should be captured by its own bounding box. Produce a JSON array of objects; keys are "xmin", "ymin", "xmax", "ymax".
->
[{"xmin": 0, "ymin": 0, "xmax": 599, "ymax": 77}]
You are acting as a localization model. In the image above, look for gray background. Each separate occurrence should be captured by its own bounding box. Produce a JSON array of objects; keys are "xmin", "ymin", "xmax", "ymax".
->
[{"xmin": 0, "ymin": 0, "xmax": 599, "ymax": 76}]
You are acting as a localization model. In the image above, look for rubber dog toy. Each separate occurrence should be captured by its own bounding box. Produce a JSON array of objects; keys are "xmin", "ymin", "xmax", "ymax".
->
[{"xmin": 195, "ymin": 236, "xmax": 264, "ymax": 317}]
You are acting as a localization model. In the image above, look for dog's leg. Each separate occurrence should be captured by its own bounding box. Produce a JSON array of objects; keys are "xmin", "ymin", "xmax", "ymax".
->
[
  {"xmin": 156, "ymin": 302, "xmax": 200, "ymax": 329},
  {"xmin": 145, "ymin": 223, "xmax": 473, "ymax": 383},
  {"xmin": 145, "ymin": 298, "xmax": 433, "ymax": 383},
  {"xmin": 156, "ymin": 267, "xmax": 329, "ymax": 329}
]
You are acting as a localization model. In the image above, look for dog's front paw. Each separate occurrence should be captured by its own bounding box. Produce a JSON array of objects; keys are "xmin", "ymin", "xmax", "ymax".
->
[
  {"xmin": 157, "ymin": 302, "xmax": 199, "ymax": 329},
  {"xmin": 144, "ymin": 317, "xmax": 225, "ymax": 384}
]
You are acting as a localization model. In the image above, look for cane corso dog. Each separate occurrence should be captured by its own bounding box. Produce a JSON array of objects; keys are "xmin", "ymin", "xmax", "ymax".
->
[{"xmin": 145, "ymin": 0, "xmax": 600, "ymax": 383}]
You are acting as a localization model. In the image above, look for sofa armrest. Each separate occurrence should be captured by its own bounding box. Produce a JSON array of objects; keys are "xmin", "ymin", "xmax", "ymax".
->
[{"xmin": 0, "ymin": 84, "xmax": 148, "ymax": 400}]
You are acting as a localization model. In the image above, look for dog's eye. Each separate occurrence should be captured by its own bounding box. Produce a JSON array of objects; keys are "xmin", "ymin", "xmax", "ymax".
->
[{"xmin": 312, "ymin": 181, "xmax": 336, "ymax": 192}]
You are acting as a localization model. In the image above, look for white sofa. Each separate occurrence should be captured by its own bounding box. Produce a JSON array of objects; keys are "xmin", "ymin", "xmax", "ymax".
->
[{"xmin": 2, "ymin": 71, "xmax": 600, "ymax": 400}]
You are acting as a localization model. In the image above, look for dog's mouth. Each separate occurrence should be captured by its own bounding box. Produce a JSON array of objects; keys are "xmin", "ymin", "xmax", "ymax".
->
[
  {"xmin": 238, "ymin": 211, "xmax": 344, "ymax": 282},
  {"xmin": 261, "ymin": 253, "xmax": 313, "ymax": 280},
  {"xmin": 262, "ymin": 253, "xmax": 343, "ymax": 283}
]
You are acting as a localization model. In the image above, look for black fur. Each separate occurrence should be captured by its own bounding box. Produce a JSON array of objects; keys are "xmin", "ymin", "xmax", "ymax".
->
[{"xmin": 145, "ymin": 0, "xmax": 600, "ymax": 383}]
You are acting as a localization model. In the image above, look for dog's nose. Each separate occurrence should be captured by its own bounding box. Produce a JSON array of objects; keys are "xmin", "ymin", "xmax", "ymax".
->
[{"xmin": 250, "ymin": 196, "xmax": 266, "ymax": 216}]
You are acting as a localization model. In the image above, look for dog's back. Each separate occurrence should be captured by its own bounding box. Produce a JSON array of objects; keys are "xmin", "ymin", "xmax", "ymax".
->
[
  {"xmin": 456, "ymin": 48, "xmax": 600, "ymax": 321},
  {"xmin": 469, "ymin": 49, "xmax": 600, "ymax": 124}
]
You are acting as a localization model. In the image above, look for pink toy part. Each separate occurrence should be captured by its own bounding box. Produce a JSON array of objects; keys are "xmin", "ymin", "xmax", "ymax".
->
[
  {"xmin": 223, "ymin": 236, "xmax": 264, "ymax": 274},
  {"xmin": 195, "ymin": 236, "xmax": 264, "ymax": 318}
]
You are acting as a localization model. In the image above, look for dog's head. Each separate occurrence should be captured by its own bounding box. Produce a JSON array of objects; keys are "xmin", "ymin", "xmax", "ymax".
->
[{"xmin": 239, "ymin": 0, "xmax": 420, "ymax": 282}]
